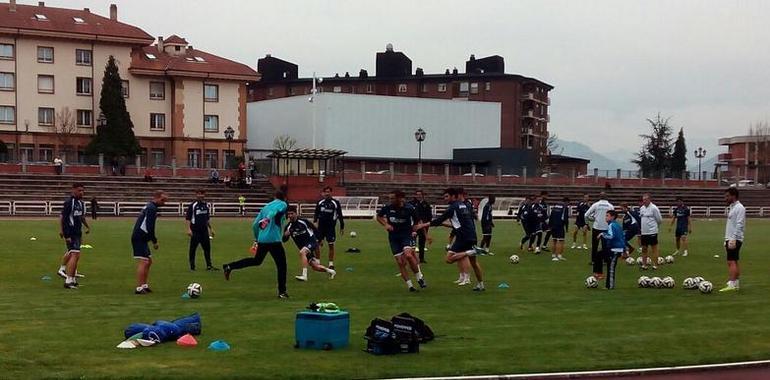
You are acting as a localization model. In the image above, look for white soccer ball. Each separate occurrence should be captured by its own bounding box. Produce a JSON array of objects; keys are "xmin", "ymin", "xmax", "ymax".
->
[
  {"xmin": 638, "ymin": 276, "xmax": 651, "ymax": 288},
  {"xmin": 665, "ymin": 255, "xmax": 675, "ymax": 264},
  {"xmin": 657, "ymin": 257, "xmax": 665, "ymax": 265},
  {"xmin": 651, "ymin": 277, "xmax": 663, "ymax": 288},
  {"xmin": 662, "ymin": 276, "xmax": 675, "ymax": 288},
  {"xmin": 693, "ymin": 276, "xmax": 705, "ymax": 285},
  {"xmin": 683, "ymin": 277, "xmax": 696, "ymax": 289},
  {"xmin": 509, "ymin": 254, "xmax": 520, "ymax": 264},
  {"xmin": 349, "ymin": 231, "xmax": 357, "ymax": 238},
  {"xmin": 636, "ymin": 257, "xmax": 644, "ymax": 265},
  {"xmin": 585, "ymin": 276, "xmax": 598, "ymax": 288},
  {"xmin": 698, "ymin": 281, "xmax": 713, "ymax": 294},
  {"xmin": 625, "ymin": 257, "xmax": 636, "ymax": 266},
  {"xmin": 186, "ymin": 282, "xmax": 202, "ymax": 298}
]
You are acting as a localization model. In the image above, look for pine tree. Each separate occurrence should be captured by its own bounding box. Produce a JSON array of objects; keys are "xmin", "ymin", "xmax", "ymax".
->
[
  {"xmin": 632, "ymin": 113, "xmax": 674, "ymax": 178},
  {"xmin": 86, "ymin": 55, "xmax": 141, "ymax": 159},
  {"xmin": 670, "ymin": 128, "xmax": 688, "ymax": 178}
]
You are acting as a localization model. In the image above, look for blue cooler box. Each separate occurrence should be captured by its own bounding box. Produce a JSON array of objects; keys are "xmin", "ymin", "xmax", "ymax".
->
[{"xmin": 295, "ymin": 311, "xmax": 350, "ymax": 350}]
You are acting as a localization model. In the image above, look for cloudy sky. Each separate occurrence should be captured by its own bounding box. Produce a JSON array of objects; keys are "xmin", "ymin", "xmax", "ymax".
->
[{"xmin": 38, "ymin": 0, "xmax": 770, "ymax": 162}]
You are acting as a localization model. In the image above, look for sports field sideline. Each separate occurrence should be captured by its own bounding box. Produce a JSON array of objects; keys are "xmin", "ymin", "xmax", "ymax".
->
[{"xmin": 1, "ymin": 217, "xmax": 769, "ymax": 379}]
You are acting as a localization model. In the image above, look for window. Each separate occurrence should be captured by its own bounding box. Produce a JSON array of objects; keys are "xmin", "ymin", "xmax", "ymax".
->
[
  {"xmin": 203, "ymin": 115, "xmax": 219, "ymax": 132},
  {"xmin": 121, "ymin": 80, "xmax": 129, "ymax": 98},
  {"xmin": 204, "ymin": 84, "xmax": 218, "ymax": 102},
  {"xmin": 0, "ymin": 72, "xmax": 13, "ymax": 90},
  {"xmin": 75, "ymin": 49, "xmax": 92, "ymax": 66},
  {"xmin": 37, "ymin": 46, "xmax": 54, "ymax": 63},
  {"xmin": 19, "ymin": 144, "xmax": 33, "ymax": 162},
  {"xmin": 459, "ymin": 82, "xmax": 469, "ymax": 94},
  {"xmin": 0, "ymin": 106, "xmax": 14, "ymax": 124},
  {"xmin": 187, "ymin": 149, "xmax": 201, "ymax": 168},
  {"xmin": 145, "ymin": 53, "xmax": 157, "ymax": 60},
  {"xmin": 194, "ymin": 57, "xmax": 205, "ymax": 62},
  {"xmin": 76, "ymin": 110, "xmax": 92, "ymax": 127},
  {"xmin": 205, "ymin": 150, "xmax": 218, "ymax": 169},
  {"xmin": 39, "ymin": 146, "xmax": 54, "ymax": 162},
  {"xmin": 35, "ymin": 14, "xmax": 48, "ymax": 21},
  {"xmin": 38, "ymin": 107, "xmax": 55, "ymax": 126},
  {"xmin": 175, "ymin": 46, "xmax": 181, "ymax": 52},
  {"xmin": 150, "ymin": 113, "xmax": 165, "ymax": 131},
  {"xmin": 149, "ymin": 81, "xmax": 165, "ymax": 100},
  {"xmin": 223, "ymin": 150, "xmax": 235, "ymax": 168},
  {"xmin": 73, "ymin": 17, "xmax": 85, "ymax": 24},
  {"xmin": 76, "ymin": 77, "xmax": 92, "ymax": 95},
  {"xmin": 421, "ymin": 83, "xmax": 428, "ymax": 93},
  {"xmin": 0, "ymin": 44, "xmax": 13, "ymax": 60},
  {"xmin": 398, "ymin": 84, "xmax": 407, "ymax": 93},
  {"xmin": 470, "ymin": 82, "xmax": 479, "ymax": 94},
  {"xmin": 333, "ymin": 86, "xmax": 342, "ymax": 93},
  {"xmin": 151, "ymin": 149, "xmax": 165, "ymax": 167},
  {"xmin": 38, "ymin": 75, "xmax": 54, "ymax": 94},
  {"xmin": 437, "ymin": 83, "xmax": 447, "ymax": 92},
  {"xmin": 485, "ymin": 82, "xmax": 491, "ymax": 91}
]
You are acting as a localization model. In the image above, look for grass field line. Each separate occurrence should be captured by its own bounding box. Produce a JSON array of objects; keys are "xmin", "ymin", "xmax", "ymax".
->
[{"xmin": 387, "ymin": 358, "xmax": 770, "ymax": 379}]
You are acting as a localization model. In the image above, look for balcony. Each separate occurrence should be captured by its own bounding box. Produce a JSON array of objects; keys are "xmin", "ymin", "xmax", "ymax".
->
[
  {"xmin": 718, "ymin": 153, "xmax": 733, "ymax": 161},
  {"xmin": 521, "ymin": 93, "xmax": 548, "ymax": 105},
  {"xmin": 523, "ymin": 110, "xmax": 537, "ymax": 119}
]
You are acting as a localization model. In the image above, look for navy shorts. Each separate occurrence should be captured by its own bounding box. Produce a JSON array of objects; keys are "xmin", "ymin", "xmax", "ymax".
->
[
  {"xmin": 640, "ymin": 234, "xmax": 658, "ymax": 246},
  {"xmin": 65, "ymin": 235, "xmax": 82, "ymax": 253},
  {"xmin": 576, "ymin": 218, "xmax": 587, "ymax": 228},
  {"xmin": 317, "ymin": 225, "xmax": 337, "ymax": 244},
  {"xmin": 481, "ymin": 224, "xmax": 493, "ymax": 236},
  {"xmin": 304, "ymin": 246, "xmax": 318, "ymax": 262},
  {"xmin": 300, "ymin": 239, "xmax": 319, "ymax": 254},
  {"xmin": 725, "ymin": 240, "xmax": 742, "ymax": 261},
  {"xmin": 449, "ymin": 239, "xmax": 476, "ymax": 253},
  {"xmin": 132, "ymin": 238, "xmax": 152, "ymax": 260},
  {"xmin": 676, "ymin": 226, "xmax": 688, "ymax": 238},
  {"xmin": 624, "ymin": 230, "xmax": 637, "ymax": 242},
  {"xmin": 551, "ymin": 226, "xmax": 566, "ymax": 240},
  {"xmin": 388, "ymin": 235, "xmax": 414, "ymax": 256}
]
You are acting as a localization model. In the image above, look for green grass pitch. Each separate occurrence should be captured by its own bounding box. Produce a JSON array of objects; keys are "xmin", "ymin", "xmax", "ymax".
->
[{"xmin": 1, "ymin": 217, "xmax": 769, "ymax": 379}]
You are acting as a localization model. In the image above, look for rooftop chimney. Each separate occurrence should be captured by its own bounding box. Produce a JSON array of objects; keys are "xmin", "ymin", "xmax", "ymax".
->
[
  {"xmin": 109, "ymin": 4, "xmax": 117, "ymax": 20},
  {"xmin": 157, "ymin": 36, "xmax": 164, "ymax": 51},
  {"xmin": 38, "ymin": 1, "xmax": 45, "ymax": 7},
  {"xmin": 9, "ymin": 0, "xmax": 16, "ymax": 12},
  {"xmin": 83, "ymin": 7, "xmax": 90, "ymax": 12},
  {"xmin": 359, "ymin": 69, "xmax": 368, "ymax": 78}
]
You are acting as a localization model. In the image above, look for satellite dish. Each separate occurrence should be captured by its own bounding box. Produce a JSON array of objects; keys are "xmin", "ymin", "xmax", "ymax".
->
[{"xmin": 386, "ymin": 43, "xmax": 393, "ymax": 51}]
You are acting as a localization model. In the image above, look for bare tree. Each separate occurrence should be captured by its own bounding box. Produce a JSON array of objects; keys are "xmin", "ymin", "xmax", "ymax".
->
[
  {"xmin": 54, "ymin": 107, "xmax": 78, "ymax": 160},
  {"xmin": 273, "ymin": 134, "xmax": 297, "ymax": 151},
  {"xmin": 546, "ymin": 132, "xmax": 563, "ymax": 155},
  {"xmin": 748, "ymin": 121, "xmax": 770, "ymax": 183}
]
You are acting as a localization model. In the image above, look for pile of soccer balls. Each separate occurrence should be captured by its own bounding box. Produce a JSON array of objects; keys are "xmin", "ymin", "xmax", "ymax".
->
[
  {"xmin": 637, "ymin": 276, "xmax": 675, "ymax": 289},
  {"xmin": 682, "ymin": 276, "xmax": 713, "ymax": 294},
  {"xmin": 627, "ymin": 255, "xmax": 675, "ymax": 266}
]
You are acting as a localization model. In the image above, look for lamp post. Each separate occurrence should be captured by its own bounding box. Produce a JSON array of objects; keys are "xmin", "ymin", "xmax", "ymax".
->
[
  {"xmin": 308, "ymin": 72, "xmax": 323, "ymax": 148},
  {"xmin": 694, "ymin": 147, "xmax": 706, "ymax": 180},
  {"xmin": 224, "ymin": 125, "xmax": 234, "ymax": 169},
  {"xmin": 414, "ymin": 128, "xmax": 426, "ymax": 164}
]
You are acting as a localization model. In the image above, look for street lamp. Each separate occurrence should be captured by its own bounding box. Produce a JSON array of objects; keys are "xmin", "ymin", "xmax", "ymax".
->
[
  {"xmin": 308, "ymin": 73, "xmax": 323, "ymax": 148},
  {"xmin": 224, "ymin": 125, "xmax": 235, "ymax": 169},
  {"xmin": 694, "ymin": 147, "xmax": 706, "ymax": 180},
  {"xmin": 414, "ymin": 128, "xmax": 426, "ymax": 165}
]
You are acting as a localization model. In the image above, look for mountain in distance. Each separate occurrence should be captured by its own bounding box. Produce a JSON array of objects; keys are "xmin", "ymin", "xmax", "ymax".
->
[{"xmin": 553, "ymin": 139, "xmax": 636, "ymax": 170}]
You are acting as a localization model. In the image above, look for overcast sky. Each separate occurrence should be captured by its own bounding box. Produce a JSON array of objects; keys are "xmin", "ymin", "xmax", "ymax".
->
[{"xmin": 37, "ymin": 0, "xmax": 770, "ymax": 161}]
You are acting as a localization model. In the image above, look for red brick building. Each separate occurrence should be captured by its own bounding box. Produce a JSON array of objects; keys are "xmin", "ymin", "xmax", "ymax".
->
[
  {"xmin": 247, "ymin": 45, "xmax": 554, "ymax": 168},
  {"xmin": 718, "ymin": 134, "xmax": 770, "ymax": 183}
]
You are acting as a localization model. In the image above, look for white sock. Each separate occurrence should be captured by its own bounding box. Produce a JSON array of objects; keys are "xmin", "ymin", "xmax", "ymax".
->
[
  {"xmin": 328, "ymin": 261, "xmax": 334, "ymax": 267},
  {"xmin": 406, "ymin": 279, "xmax": 414, "ymax": 288},
  {"xmin": 59, "ymin": 265, "xmax": 66, "ymax": 271},
  {"xmin": 325, "ymin": 268, "xmax": 333, "ymax": 273},
  {"xmin": 65, "ymin": 276, "xmax": 74, "ymax": 284},
  {"xmin": 684, "ymin": 250, "xmax": 688, "ymax": 255},
  {"xmin": 734, "ymin": 279, "xmax": 740, "ymax": 287},
  {"xmin": 558, "ymin": 254, "xmax": 564, "ymax": 259},
  {"xmin": 464, "ymin": 273, "xmax": 471, "ymax": 281},
  {"xmin": 301, "ymin": 268, "xmax": 308, "ymax": 277},
  {"xmin": 478, "ymin": 281, "xmax": 485, "ymax": 288},
  {"xmin": 416, "ymin": 271, "xmax": 424, "ymax": 280}
]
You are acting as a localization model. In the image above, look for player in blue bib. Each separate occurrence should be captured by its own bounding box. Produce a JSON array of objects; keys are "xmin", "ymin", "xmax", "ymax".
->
[
  {"xmin": 284, "ymin": 206, "xmax": 335, "ymax": 281},
  {"xmin": 377, "ymin": 190, "xmax": 426, "ymax": 292},
  {"xmin": 59, "ymin": 183, "xmax": 90, "ymax": 289},
  {"xmin": 669, "ymin": 197, "xmax": 692, "ymax": 257}
]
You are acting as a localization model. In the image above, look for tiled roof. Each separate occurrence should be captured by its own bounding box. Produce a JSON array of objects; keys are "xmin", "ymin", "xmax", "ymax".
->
[
  {"xmin": 130, "ymin": 46, "xmax": 259, "ymax": 81},
  {"xmin": 0, "ymin": 2, "xmax": 153, "ymax": 44},
  {"xmin": 163, "ymin": 34, "xmax": 188, "ymax": 45}
]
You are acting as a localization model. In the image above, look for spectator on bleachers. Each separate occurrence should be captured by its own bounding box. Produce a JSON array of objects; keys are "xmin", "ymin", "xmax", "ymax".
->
[
  {"xmin": 245, "ymin": 176, "xmax": 253, "ymax": 187},
  {"xmin": 144, "ymin": 168, "xmax": 154, "ymax": 182},
  {"xmin": 54, "ymin": 156, "xmax": 63, "ymax": 175},
  {"xmin": 90, "ymin": 197, "xmax": 98, "ymax": 220},
  {"xmin": 209, "ymin": 169, "xmax": 220, "ymax": 183},
  {"xmin": 238, "ymin": 161, "xmax": 246, "ymax": 179},
  {"xmin": 118, "ymin": 156, "xmax": 127, "ymax": 176},
  {"xmin": 223, "ymin": 176, "xmax": 231, "ymax": 187},
  {"xmin": 110, "ymin": 158, "xmax": 118, "ymax": 176}
]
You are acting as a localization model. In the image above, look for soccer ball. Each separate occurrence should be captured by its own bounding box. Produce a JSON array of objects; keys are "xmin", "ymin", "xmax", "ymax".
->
[
  {"xmin": 662, "ymin": 276, "xmax": 675, "ymax": 288},
  {"xmin": 585, "ymin": 276, "xmax": 598, "ymax": 288},
  {"xmin": 636, "ymin": 257, "xmax": 644, "ymax": 265},
  {"xmin": 625, "ymin": 257, "xmax": 635, "ymax": 265},
  {"xmin": 665, "ymin": 255, "xmax": 675, "ymax": 264},
  {"xmin": 186, "ymin": 283, "xmax": 202, "ymax": 298},
  {"xmin": 698, "ymin": 281, "xmax": 713, "ymax": 294},
  {"xmin": 650, "ymin": 277, "xmax": 663, "ymax": 288},
  {"xmin": 349, "ymin": 231, "xmax": 357, "ymax": 238},
  {"xmin": 683, "ymin": 278, "xmax": 697, "ymax": 289},
  {"xmin": 693, "ymin": 276, "xmax": 705, "ymax": 285},
  {"xmin": 638, "ymin": 276, "xmax": 651, "ymax": 288},
  {"xmin": 509, "ymin": 254, "xmax": 520, "ymax": 264},
  {"xmin": 657, "ymin": 257, "xmax": 665, "ymax": 265}
]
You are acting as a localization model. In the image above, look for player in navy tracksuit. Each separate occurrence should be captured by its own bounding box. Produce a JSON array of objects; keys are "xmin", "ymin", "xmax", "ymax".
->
[
  {"xmin": 479, "ymin": 195, "xmax": 495, "ymax": 252},
  {"xmin": 409, "ymin": 190, "xmax": 433, "ymax": 263},
  {"xmin": 539, "ymin": 191, "xmax": 552, "ymax": 251},
  {"xmin": 416, "ymin": 187, "xmax": 491, "ymax": 291},
  {"xmin": 59, "ymin": 183, "xmax": 90, "ymax": 289},
  {"xmin": 377, "ymin": 190, "xmax": 426, "ymax": 292},
  {"xmin": 531, "ymin": 195, "xmax": 548, "ymax": 253},
  {"xmin": 186, "ymin": 189, "xmax": 216, "ymax": 271},
  {"xmin": 670, "ymin": 197, "xmax": 692, "ymax": 256},
  {"xmin": 620, "ymin": 203, "xmax": 640, "ymax": 256},
  {"xmin": 314, "ymin": 186, "xmax": 345, "ymax": 269},
  {"xmin": 284, "ymin": 206, "xmax": 335, "ymax": 282},
  {"xmin": 548, "ymin": 197, "xmax": 570, "ymax": 261},
  {"xmin": 131, "ymin": 190, "xmax": 168, "ymax": 294},
  {"xmin": 517, "ymin": 196, "xmax": 535, "ymax": 251},
  {"xmin": 571, "ymin": 194, "xmax": 590, "ymax": 249}
]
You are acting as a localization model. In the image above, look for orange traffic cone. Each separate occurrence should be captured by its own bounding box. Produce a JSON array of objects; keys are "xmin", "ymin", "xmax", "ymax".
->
[{"xmin": 176, "ymin": 334, "xmax": 198, "ymax": 347}]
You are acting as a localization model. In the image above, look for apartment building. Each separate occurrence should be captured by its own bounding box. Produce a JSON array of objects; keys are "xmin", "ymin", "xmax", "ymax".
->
[{"xmin": 0, "ymin": 1, "xmax": 258, "ymax": 168}]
